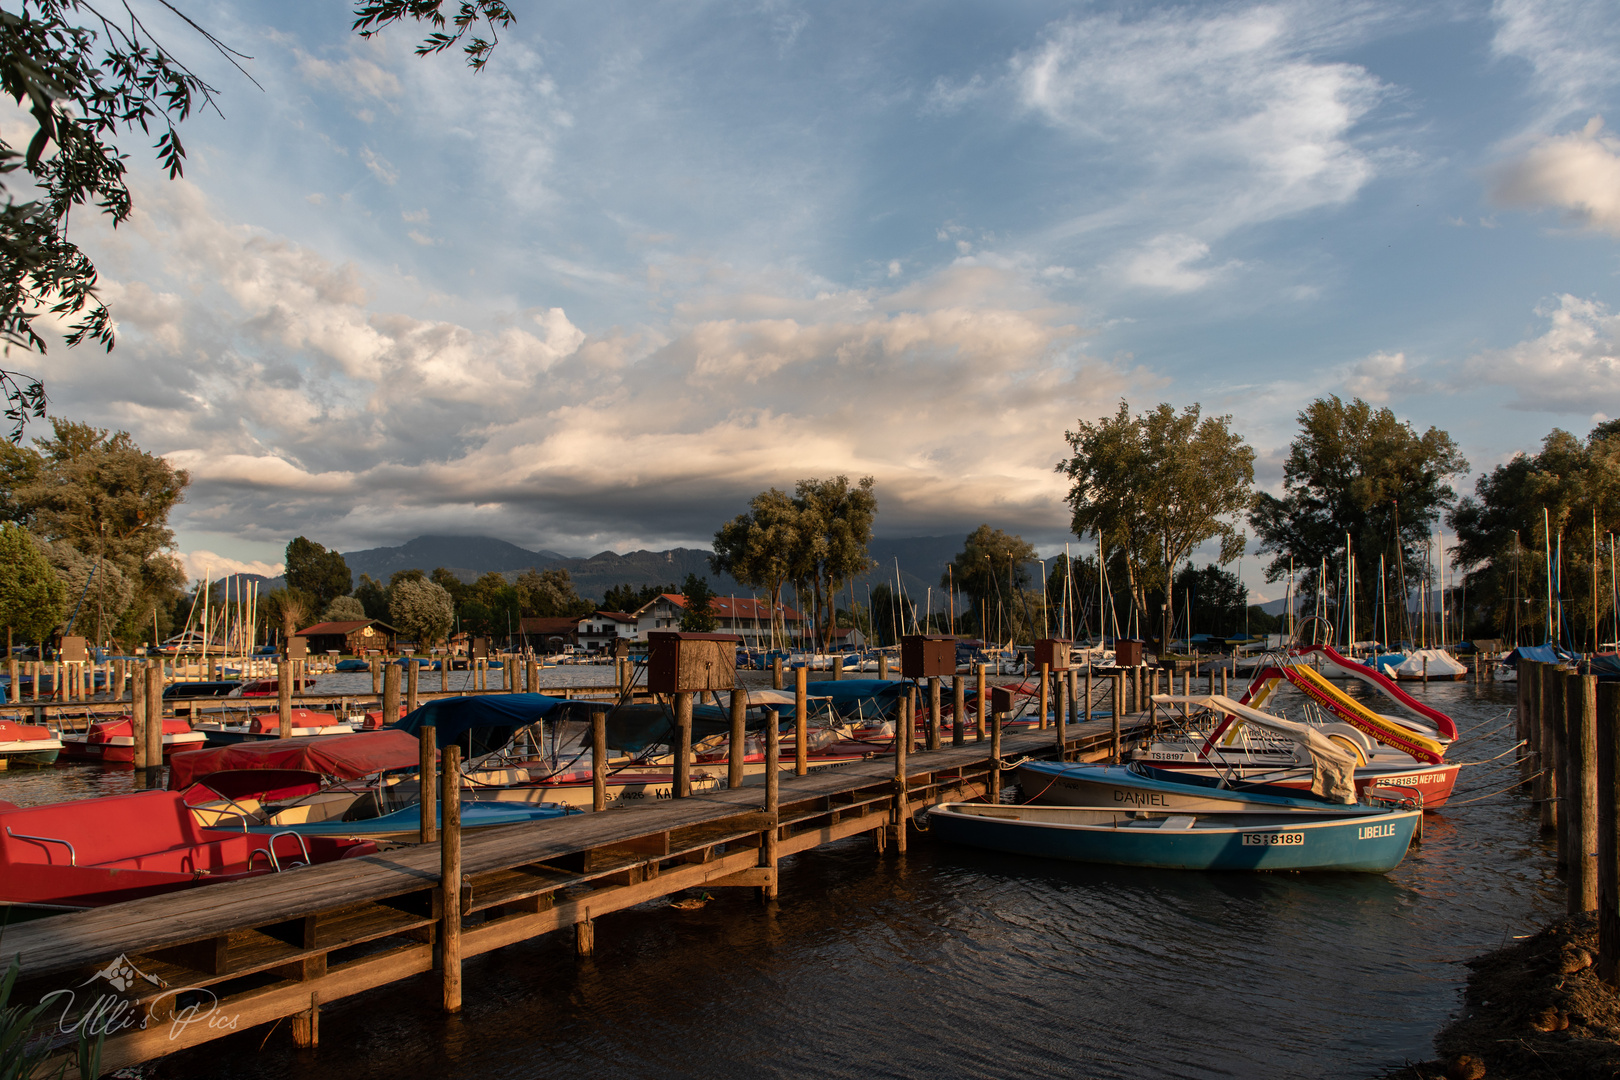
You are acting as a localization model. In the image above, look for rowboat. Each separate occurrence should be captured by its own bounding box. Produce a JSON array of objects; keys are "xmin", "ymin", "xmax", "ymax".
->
[
  {"xmin": 192, "ymin": 708, "xmax": 357, "ymax": 745},
  {"xmin": 0, "ymin": 719, "xmax": 62, "ymax": 766},
  {"xmin": 58, "ymin": 717, "xmax": 207, "ymax": 763},
  {"xmin": 1015, "ymin": 762, "xmax": 1371, "ymax": 815},
  {"xmin": 926, "ymin": 802, "xmax": 1422, "ymax": 873}
]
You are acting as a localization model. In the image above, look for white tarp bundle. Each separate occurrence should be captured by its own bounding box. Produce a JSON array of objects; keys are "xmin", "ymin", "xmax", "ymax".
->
[
  {"xmin": 1392, "ymin": 649, "xmax": 1467, "ymax": 678},
  {"xmin": 1154, "ymin": 693, "xmax": 1359, "ymax": 804}
]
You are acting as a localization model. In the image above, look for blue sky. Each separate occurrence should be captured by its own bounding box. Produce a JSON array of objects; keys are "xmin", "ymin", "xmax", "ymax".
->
[{"xmin": 12, "ymin": 0, "xmax": 1620, "ymax": 598}]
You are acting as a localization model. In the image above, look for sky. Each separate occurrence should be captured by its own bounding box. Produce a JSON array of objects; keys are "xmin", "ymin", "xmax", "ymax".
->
[{"xmin": 9, "ymin": 0, "xmax": 1620, "ymax": 599}]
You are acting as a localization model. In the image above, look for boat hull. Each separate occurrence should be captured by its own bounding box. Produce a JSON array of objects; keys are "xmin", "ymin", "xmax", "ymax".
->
[
  {"xmin": 1015, "ymin": 762, "xmax": 1356, "ymax": 815},
  {"xmin": 1137, "ymin": 758, "xmax": 1462, "ymax": 810},
  {"xmin": 927, "ymin": 802, "xmax": 1421, "ymax": 873}
]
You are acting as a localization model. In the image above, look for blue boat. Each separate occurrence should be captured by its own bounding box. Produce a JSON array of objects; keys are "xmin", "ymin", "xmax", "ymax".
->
[
  {"xmin": 926, "ymin": 802, "xmax": 1421, "ymax": 873},
  {"xmin": 1016, "ymin": 761, "xmax": 1367, "ymax": 816},
  {"xmin": 246, "ymin": 799, "xmax": 577, "ymax": 842}
]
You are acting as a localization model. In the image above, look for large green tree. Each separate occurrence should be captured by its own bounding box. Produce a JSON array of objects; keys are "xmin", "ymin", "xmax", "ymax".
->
[
  {"xmin": 711, "ymin": 488, "xmax": 809, "ymax": 649},
  {"xmin": 792, "ymin": 475, "xmax": 877, "ymax": 650},
  {"xmin": 1249, "ymin": 396, "xmax": 1467, "ymax": 644},
  {"xmin": 0, "ymin": 521, "xmax": 64, "ymax": 643},
  {"xmin": 679, "ymin": 573, "xmax": 719, "ymax": 632},
  {"xmin": 1059, "ymin": 401, "xmax": 1254, "ymax": 649},
  {"xmin": 389, "ymin": 576, "xmax": 455, "ymax": 646},
  {"xmin": 515, "ymin": 567, "xmax": 590, "ymax": 618},
  {"xmin": 284, "ymin": 537, "xmax": 352, "ymax": 612},
  {"xmin": 943, "ymin": 525, "xmax": 1038, "ymax": 642},
  {"xmin": 601, "ymin": 582, "xmax": 673, "ymax": 613}
]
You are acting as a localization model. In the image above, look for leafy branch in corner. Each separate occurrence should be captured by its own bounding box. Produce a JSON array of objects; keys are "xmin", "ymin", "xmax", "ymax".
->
[{"xmin": 353, "ymin": 1, "xmax": 515, "ymax": 71}]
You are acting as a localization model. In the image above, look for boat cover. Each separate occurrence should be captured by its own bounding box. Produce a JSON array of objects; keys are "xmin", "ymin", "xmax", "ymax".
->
[
  {"xmin": 600, "ymin": 702, "xmax": 774, "ymax": 753},
  {"xmin": 1391, "ymin": 649, "xmax": 1467, "ymax": 678},
  {"xmin": 394, "ymin": 693, "xmax": 568, "ymax": 753},
  {"xmin": 1156, "ymin": 694, "xmax": 1358, "ymax": 804},
  {"xmin": 169, "ymin": 730, "xmax": 422, "ymax": 789},
  {"xmin": 802, "ymin": 679, "xmax": 909, "ymax": 721},
  {"xmin": 1504, "ymin": 644, "xmax": 1579, "ymax": 666},
  {"xmin": 1592, "ymin": 652, "xmax": 1620, "ymax": 677}
]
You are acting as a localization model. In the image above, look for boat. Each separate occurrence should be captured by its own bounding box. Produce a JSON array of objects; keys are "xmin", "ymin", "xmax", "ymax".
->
[
  {"xmin": 192, "ymin": 708, "xmax": 357, "ymax": 745},
  {"xmin": 244, "ymin": 798, "xmax": 576, "ymax": 841},
  {"xmin": 925, "ymin": 801, "xmax": 1422, "ymax": 873},
  {"xmin": 1390, "ymin": 648, "xmax": 1468, "ymax": 682},
  {"xmin": 229, "ymin": 677, "xmax": 317, "ymax": 697},
  {"xmin": 0, "ymin": 789, "xmax": 377, "ymax": 910},
  {"xmin": 164, "ymin": 680, "xmax": 243, "ymax": 699},
  {"xmin": 58, "ymin": 717, "xmax": 207, "ymax": 763},
  {"xmin": 0, "ymin": 719, "xmax": 62, "ymax": 766}
]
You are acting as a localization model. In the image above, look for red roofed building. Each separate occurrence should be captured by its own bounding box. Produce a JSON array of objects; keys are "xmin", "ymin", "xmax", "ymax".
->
[
  {"xmin": 631, "ymin": 594, "xmax": 805, "ymax": 647},
  {"xmin": 295, "ymin": 619, "xmax": 398, "ymax": 655}
]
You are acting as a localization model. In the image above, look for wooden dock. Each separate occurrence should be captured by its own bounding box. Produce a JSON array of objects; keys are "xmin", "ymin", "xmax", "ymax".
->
[{"xmin": 7, "ymin": 712, "xmax": 1151, "ymax": 1074}]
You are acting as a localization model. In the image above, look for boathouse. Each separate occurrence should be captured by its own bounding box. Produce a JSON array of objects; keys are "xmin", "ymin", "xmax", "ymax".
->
[
  {"xmin": 295, "ymin": 619, "xmax": 399, "ymax": 656},
  {"xmin": 514, "ymin": 616, "xmax": 581, "ymax": 653}
]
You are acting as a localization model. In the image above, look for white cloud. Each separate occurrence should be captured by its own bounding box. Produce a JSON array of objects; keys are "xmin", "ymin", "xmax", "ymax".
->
[
  {"xmin": 1488, "ymin": 117, "xmax": 1620, "ymax": 236},
  {"xmin": 1466, "ymin": 295, "xmax": 1620, "ymax": 413},
  {"xmin": 178, "ymin": 550, "xmax": 286, "ymax": 583},
  {"xmin": 1491, "ymin": 0, "xmax": 1620, "ymax": 123},
  {"xmin": 1121, "ymin": 234, "xmax": 1224, "ymax": 292},
  {"xmin": 296, "ymin": 49, "xmax": 404, "ymax": 100},
  {"xmin": 1340, "ymin": 349, "xmax": 1428, "ymax": 404},
  {"xmin": 360, "ymin": 147, "xmax": 398, "ymax": 185}
]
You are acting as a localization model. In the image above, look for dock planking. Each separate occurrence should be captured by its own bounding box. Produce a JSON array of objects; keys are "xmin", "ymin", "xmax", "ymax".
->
[{"xmin": 8, "ymin": 709, "xmax": 1145, "ymax": 1074}]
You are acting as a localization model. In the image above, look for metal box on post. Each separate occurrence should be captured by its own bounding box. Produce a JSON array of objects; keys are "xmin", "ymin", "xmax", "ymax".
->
[
  {"xmin": 901, "ymin": 635, "xmax": 955, "ymax": 678},
  {"xmin": 990, "ymin": 686, "xmax": 1016, "ymax": 714},
  {"xmin": 60, "ymin": 635, "xmax": 88, "ymax": 663},
  {"xmin": 647, "ymin": 631, "xmax": 742, "ymax": 693},
  {"xmin": 1115, "ymin": 638, "xmax": 1144, "ymax": 668},
  {"xmin": 471, "ymin": 637, "xmax": 489, "ymax": 660},
  {"xmin": 1033, "ymin": 638, "xmax": 1071, "ymax": 670}
]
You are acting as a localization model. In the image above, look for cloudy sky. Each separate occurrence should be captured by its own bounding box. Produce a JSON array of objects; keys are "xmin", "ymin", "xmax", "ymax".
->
[{"xmin": 12, "ymin": 0, "xmax": 1620, "ymax": 596}]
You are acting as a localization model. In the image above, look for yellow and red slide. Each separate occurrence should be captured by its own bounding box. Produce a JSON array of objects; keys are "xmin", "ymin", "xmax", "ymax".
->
[{"xmin": 1239, "ymin": 663, "xmax": 1448, "ymax": 765}]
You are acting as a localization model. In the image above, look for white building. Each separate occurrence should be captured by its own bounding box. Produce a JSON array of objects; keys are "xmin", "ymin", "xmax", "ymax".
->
[
  {"xmin": 575, "ymin": 611, "xmax": 638, "ymax": 653},
  {"xmin": 628, "ymin": 594, "xmax": 806, "ymax": 647}
]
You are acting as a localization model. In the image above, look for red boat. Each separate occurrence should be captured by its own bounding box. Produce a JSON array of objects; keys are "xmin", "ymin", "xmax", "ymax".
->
[
  {"xmin": 0, "ymin": 790, "xmax": 377, "ymax": 909},
  {"xmin": 0, "ymin": 719, "xmax": 62, "ymax": 766},
  {"xmin": 58, "ymin": 717, "xmax": 208, "ymax": 763},
  {"xmin": 231, "ymin": 677, "xmax": 317, "ymax": 697}
]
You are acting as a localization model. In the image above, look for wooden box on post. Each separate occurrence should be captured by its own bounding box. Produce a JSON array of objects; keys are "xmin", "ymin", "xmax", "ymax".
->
[
  {"xmin": 285, "ymin": 635, "xmax": 308, "ymax": 659},
  {"xmin": 647, "ymin": 631, "xmax": 742, "ymax": 693},
  {"xmin": 901, "ymin": 635, "xmax": 955, "ymax": 679},
  {"xmin": 1115, "ymin": 638, "xmax": 1144, "ymax": 668},
  {"xmin": 1033, "ymin": 638, "xmax": 1071, "ymax": 671},
  {"xmin": 60, "ymin": 635, "xmax": 88, "ymax": 663},
  {"xmin": 990, "ymin": 686, "xmax": 1016, "ymax": 714}
]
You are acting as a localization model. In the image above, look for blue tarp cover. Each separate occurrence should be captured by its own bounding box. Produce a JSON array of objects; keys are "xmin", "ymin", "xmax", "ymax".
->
[
  {"xmin": 1504, "ymin": 644, "xmax": 1579, "ymax": 666},
  {"xmin": 395, "ymin": 693, "xmax": 568, "ymax": 754}
]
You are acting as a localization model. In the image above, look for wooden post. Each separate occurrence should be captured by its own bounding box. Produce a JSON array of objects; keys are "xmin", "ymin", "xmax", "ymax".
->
[
  {"xmin": 832, "ymin": 656, "xmax": 842, "ymax": 681},
  {"xmin": 1597, "ymin": 682, "xmax": 1620, "ymax": 985},
  {"xmin": 952, "ymin": 675, "xmax": 965, "ymax": 747},
  {"xmin": 1525, "ymin": 662, "xmax": 1543, "ymax": 786},
  {"xmin": 772, "ymin": 656, "xmax": 784, "ymax": 690},
  {"xmin": 290, "ymin": 992, "xmax": 319, "ymax": 1049},
  {"xmin": 440, "ymin": 743, "xmax": 462, "ymax": 1013},
  {"xmin": 279, "ymin": 660, "xmax": 294, "ymax": 739},
  {"xmin": 441, "ymin": 656, "xmax": 449, "ymax": 693},
  {"xmin": 795, "ymin": 665, "xmax": 809, "ymax": 776},
  {"xmin": 419, "ymin": 725, "xmax": 437, "ymax": 844},
  {"xmin": 527, "ymin": 659, "xmax": 540, "ymax": 695},
  {"xmin": 989, "ymin": 708, "xmax": 1003, "ymax": 804},
  {"xmin": 878, "ymin": 653, "xmax": 889, "ymax": 681},
  {"xmin": 371, "ymin": 657, "xmax": 381, "ymax": 695},
  {"xmin": 761, "ymin": 708, "xmax": 779, "ymax": 901},
  {"xmin": 674, "ymin": 691, "xmax": 693, "ymax": 797},
  {"xmin": 728, "ymin": 689, "xmax": 746, "ymax": 789},
  {"xmin": 893, "ymin": 695, "xmax": 909, "ymax": 853},
  {"xmin": 927, "ymin": 676, "xmax": 941, "ymax": 751},
  {"xmin": 1543, "ymin": 664, "xmax": 1562, "ymax": 839},
  {"xmin": 31, "ymin": 660, "xmax": 39, "ymax": 702},
  {"xmin": 619, "ymin": 655, "xmax": 632, "ymax": 698},
  {"xmin": 1422, "ymin": 655, "xmax": 1429, "ymax": 684},
  {"xmin": 1085, "ymin": 666, "xmax": 1093, "ymax": 722},
  {"xmin": 576, "ymin": 917, "xmax": 595, "ymax": 957},
  {"xmin": 1112, "ymin": 673, "xmax": 1123, "ymax": 762},
  {"xmin": 592, "ymin": 709, "xmax": 608, "ymax": 812},
  {"xmin": 1055, "ymin": 671, "xmax": 1066, "ymax": 757},
  {"xmin": 1568, "ymin": 672, "xmax": 1599, "ymax": 914},
  {"xmin": 145, "ymin": 657, "xmax": 163, "ymax": 785},
  {"xmin": 407, "ymin": 661, "xmax": 419, "ymax": 715},
  {"xmin": 975, "ymin": 664, "xmax": 987, "ymax": 741},
  {"xmin": 1067, "ymin": 667, "xmax": 1078, "ymax": 727},
  {"xmin": 1221, "ymin": 667, "xmax": 1229, "ymax": 697},
  {"xmin": 1038, "ymin": 662, "xmax": 1050, "ymax": 730},
  {"xmin": 6, "ymin": 638, "xmax": 17, "ymax": 708},
  {"xmin": 130, "ymin": 664, "xmax": 148, "ymax": 773},
  {"xmin": 383, "ymin": 662, "xmax": 401, "ymax": 730}
]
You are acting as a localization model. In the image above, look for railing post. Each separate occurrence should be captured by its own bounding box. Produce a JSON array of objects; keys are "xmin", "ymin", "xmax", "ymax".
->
[
  {"xmin": 728, "ymin": 689, "xmax": 746, "ymax": 789},
  {"xmin": 419, "ymin": 724, "xmax": 437, "ymax": 844},
  {"xmin": 1597, "ymin": 682, "xmax": 1620, "ymax": 984},
  {"xmin": 440, "ymin": 743, "xmax": 462, "ymax": 1013},
  {"xmin": 1568, "ymin": 672, "xmax": 1599, "ymax": 914},
  {"xmin": 592, "ymin": 709, "xmax": 609, "ymax": 812},
  {"xmin": 760, "ymin": 708, "xmax": 780, "ymax": 901}
]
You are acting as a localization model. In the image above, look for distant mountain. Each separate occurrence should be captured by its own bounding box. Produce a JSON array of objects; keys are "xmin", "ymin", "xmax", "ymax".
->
[{"xmin": 343, "ymin": 534, "xmax": 568, "ymax": 583}]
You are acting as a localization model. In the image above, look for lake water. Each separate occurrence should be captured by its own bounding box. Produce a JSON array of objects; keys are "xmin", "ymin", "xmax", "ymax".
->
[{"xmin": 4, "ymin": 679, "xmax": 1557, "ymax": 1078}]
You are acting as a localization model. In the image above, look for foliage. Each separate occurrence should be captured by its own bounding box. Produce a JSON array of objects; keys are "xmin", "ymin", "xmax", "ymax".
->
[
  {"xmin": 322, "ymin": 594, "xmax": 367, "ymax": 622},
  {"xmin": 679, "ymin": 573, "xmax": 718, "ymax": 632},
  {"xmin": 463, "ymin": 571, "xmax": 519, "ymax": 637},
  {"xmin": 0, "ymin": 521, "xmax": 63, "ymax": 640},
  {"xmin": 1, "ymin": 957, "xmax": 102, "ymax": 1080},
  {"xmin": 430, "ymin": 566, "xmax": 467, "ymax": 606},
  {"xmin": 943, "ymin": 524, "xmax": 1037, "ymax": 641},
  {"xmin": 1171, "ymin": 563, "xmax": 1249, "ymax": 639},
  {"xmin": 790, "ymin": 476, "xmax": 877, "ymax": 650},
  {"xmin": 353, "ymin": 573, "xmax": 390, "ymax": 620},
  {"xmin": 1448, "ymin": 422, "xmax": 1620, "ymax": 647},
  {"xmin": 515, "ymin": 567, "xmax": 590, "ymax": 617},
  {"xmin": 601, "ymin": 581, "xmax": 675, "ymax": 613},
  {"xmin": 1245, "ymin": 604, "xmax": 1281, "ymax": 636},
  {"xmin": 353, "ymin": 0, "xmax": 514, "ymax": 71},
  {"xmin": 1249, "ymin": 396, "xmax": 1467, "ymax": 645},
  {"xmin": 260, "ymin": 587, "xmax": 311, "ymax": 640},
  {"xmin": 42, "ymin": 535, "xmax": 131, "ymax": 636},
  {"xmin": 711, "ymin": 488, "xmax": 809, "ymax": 648},
  {"xmin": 389, "ymin": 576, "xmax": 454, "ymax": 646},
  {"xmin": 1059, "ymin": 400, "xmax": 1254, "ymax": 650},
  {"xmin": 284, "ymin": 537, "xmax": 351, "ymax": 612},
  {"xmin": 1044, "ymin": 553, "xmax": 1100, "ymax": 639}
]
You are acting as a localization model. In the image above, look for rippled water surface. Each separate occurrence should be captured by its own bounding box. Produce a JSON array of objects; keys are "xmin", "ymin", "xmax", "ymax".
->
[{"xmin": 4, "ymin": 680, "xmax": 1559, "ymax": 1079}]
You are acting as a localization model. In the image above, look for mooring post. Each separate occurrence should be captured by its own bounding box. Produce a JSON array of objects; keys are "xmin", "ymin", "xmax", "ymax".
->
[
  {"xmin": 146, "ymin": 657, "xmax": 164, "ymax": 785},
  {"xmin": 441, "ymin": 655, "xmax": 449, "ymax": 693},
  {"xmin": 1085, "ymin": 666, "xmax": 1093, "ymax": 722},
  {"xmin": 1038, "ymin": 662, "xmax": 1050, "ymax": 731},
  {"xmin": 952, "ymin": 675, "xmax": 966, "ymax": 747},
  {"xmin": 440, "ymin": 743, "xmax": 462, "ymax": 1013},
  {"xmin": 1543, "ymin": 665, "xmax": 1563, "ymax": 840},
  {"xmin": 290, "ymin": 991, "xmax": 320, "ymax": 1049},
  {"xmin": 528, "ymin": 659, "xmax": 540, "ymax": 695},
  {"xmin": 419, "ymin": 724, "xmax": 438, "ymax": 844},
  {"xmin": 592, "ymin": 709, "xmax": 608, "ymax": 811},
  {"xmin": 1569, "ymin": 672, "xmax": 1600, "ymax": 914},
  {"xmin": 1055, "ymin": 671, "xmax": 1067, "ymax": 758},
  {"xmin": 1067, "ymin": 667, "xmax": 1078, "ymax": 727},
  {"xmin": 674, "ymin": 691, "xmax": 694, "ymax": 797},
  {"xmin": 772, "ymin": 656, "xmax": 784, "ymax": 690},
  {"xmin": 761, "ymin": 708, "xmax": 780, "ymax": 901},
  {"xmin": 927, "ymin": 676, "xmax": 942, "ymax": 751},
  {"xmin": 619, "ymin": 654, "xmax": 632, "ymax": 698},
  {"xmin": 1526, "ymin": 662, "xmax": 1543, "ymax": 787},
  {"xmin": 383, "ymin": 662, "xmax": 401, "ymax": 731},
  {"xmin": 1112, "ymin": 673, "xmax": 1123, "ymax": 763},
  {"xmin": 407, "ymin": 661, "xmax": 420, "ymax": 715},
  {"xmin": 795, "ymin": 665, "xmax": 809, "ymax": 776},
  {"xmin": 1597, "ymin": 682, "xmax": 1620, "ymax": 985},
  {"xmin": 130, "ymin": 664, "xmax": 148, "ymax": 773},
  {"xmin": 975, "ymin": 664, "xmax": 987, "ymax": 741},
  {"xmin": 370, "ymin": 657, "xmax": 381, "ymax": 695},
  {"xmin": 989, "ymin": 708, "xmax": 1003, "ymax": 804},
  {"xmin": 893, "ymin": 696, "xmax": 909, "ymax": 854},
  {"xmin": 729, "ymin": 689, "xmax": 747, "ymax": 789},
  {"xmin": 878, "ymin": 653, "xmax": 889, "ymax": 681},
  {"xmin": 832, "ymin": 655, "xmax": 842, "ymax": 681}
]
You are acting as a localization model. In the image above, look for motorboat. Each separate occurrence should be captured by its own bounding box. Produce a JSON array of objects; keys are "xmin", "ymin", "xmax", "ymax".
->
[
  {"xmin": 0, "ymin": 719, "xmax": 62, "ymax": 766},
  {"xmin": 192, "ymin": 708, "xmax": 357, "ymax": 745},
  {"xmin": 58, "ymin": 717, "xmax": 207, "ymax": 763}
]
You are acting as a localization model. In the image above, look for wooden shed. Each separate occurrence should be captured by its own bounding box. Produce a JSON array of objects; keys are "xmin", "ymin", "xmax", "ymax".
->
[
  {"xmin": 647, "ymin": 631, "xmax": 742, "ymax": 693},
  {"xmin": 295, "ymin": 620, "xmax": 398, "ymax": 656}
]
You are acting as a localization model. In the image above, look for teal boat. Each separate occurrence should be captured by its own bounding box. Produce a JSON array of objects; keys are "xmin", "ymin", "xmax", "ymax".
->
[
  {"xmin": 926, "ymin": 802, "xmax": 1421, "ymax": 873},
  {"xmin": 246, "ymin": 799, "xmax": 577, "ymax": 842}
]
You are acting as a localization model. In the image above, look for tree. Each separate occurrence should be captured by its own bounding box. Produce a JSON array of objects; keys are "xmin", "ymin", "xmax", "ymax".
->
[
  {"xmin": 353, "ymin": 574, "xmax": 390, "ymax": 620},
  {"xmin": 943, "ymin": 525, "xmax": 1038, "ymax": 642},
  {"xmin": 322, "ymin": 595, "xmax": 367, "ymax": 622},
  {"xmin": 1045, "ymin": 553, "xmax": 1100, "ymax": 640},
  {"xmin": 1, "ymin": 0, "xmax": 513, "ymax": 441},
  {"xmin": 680, "ymin": 574, "xmax": 718, "ymax": 632},
  {"xmin": 390, "ymin": 577, "xmax": 454, "ymax": 646},
  {"xmin": 430, "ymin": 567, "xmax": 468, "ymax": 606},
  {"xmin": 284, "ymin": 537, "xmax": 351, "ymax": 612},
  {"xmin": 0, "ymin": 521, "xmax": 64, "ymax": 642},
  {"xmin": 711, "ymin": 488, "xmax": 808, "ymax": 649},
  {"xmin": 515, "ymin": 567, "xmax": 589, "ymax": 617},
  {"xmin": 260, "ymin": 588, "xmax": 311, "ymax": 643},
  {"xmin": 1171, "ymin": 563, "xmax": 1248, "ymax": 639},
  {"xmin": 42, "ymin": 536, "xmax": 132, "ymax": 638},
  {"xmin": 792, "ymin": 475, "xmax": 877, "ymax": 650},
  {"xmin": 1250, "ymin": 396, "xmax": 1467, "ymax": 646},
  {"xmin": 1060, "ymin": 401, "xmax": 1255, "ymax": 652},
  {"xmin": 601, "ymin": 582, "xmax": 673, "ymax": 613}
]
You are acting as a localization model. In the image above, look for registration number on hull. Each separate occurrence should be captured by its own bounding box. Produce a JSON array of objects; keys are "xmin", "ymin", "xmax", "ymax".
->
[{"xmin": 1241, "ymin": 832, "xmax": 1303, "ymax": 846}]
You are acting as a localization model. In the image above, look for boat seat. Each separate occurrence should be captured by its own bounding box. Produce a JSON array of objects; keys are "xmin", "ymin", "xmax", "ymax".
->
[{"xmin": 1158, "ymin": 815, "xmax": 1197, "ymax": 829}]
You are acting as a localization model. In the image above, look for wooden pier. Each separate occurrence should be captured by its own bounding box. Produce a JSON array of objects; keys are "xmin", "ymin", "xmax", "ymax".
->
[{"xmin": 7, "ymin": 710, "xmax": 1152, "ymax": 1075}]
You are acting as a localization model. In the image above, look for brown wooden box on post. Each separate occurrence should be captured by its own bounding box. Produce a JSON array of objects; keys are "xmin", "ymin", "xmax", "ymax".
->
[
  {"xmin": 60, "ymin": 635, "xmax": 88, "ymax": 663},
  {"xmin": 901, "ymin": 635, "xmax": 955, "ymax": 679},
  {"xmin": 286, "ymin": 635, "xmax": 308, "ymax": 659},
  {"xmin": 1115, "ymin": 639, "xmax": 1144, "ymax": 668},
  {"xmin": 990, "ymin": 686, "xmax": 1016, "ymax": 714},
  {"xmin": 614, "ymin": 638, "xmax": 630, "ymax": 659},
  {"xmin": 647, "ymin": 631, "xmax": 743, "ymax": 694},
  {"xmin": 471, "ymin": 637, "xmax": 490, "ymax": 660},
  {"xmin": 1033, "ymin": 638, "xmax": 1071, "ymax": 671}
]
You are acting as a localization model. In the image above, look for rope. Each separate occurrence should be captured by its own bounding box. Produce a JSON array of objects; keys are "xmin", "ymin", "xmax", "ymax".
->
[{"xmin": 1443, "ymin": 771, "xmax": 1544, "ymax": 806}]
